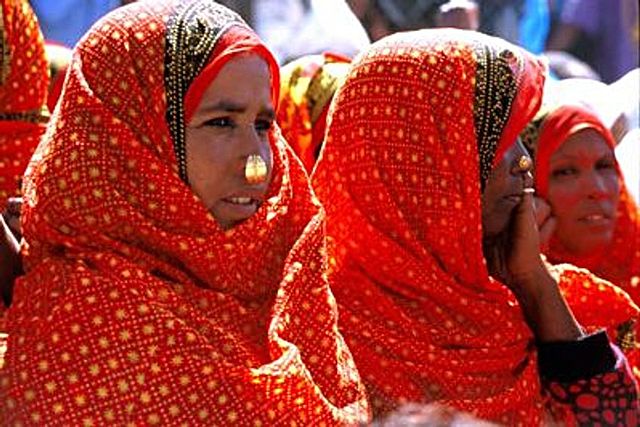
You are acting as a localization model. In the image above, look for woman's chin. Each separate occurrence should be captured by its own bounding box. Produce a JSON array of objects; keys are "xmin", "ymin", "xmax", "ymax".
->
[{"xmin": 560, "ymin": 234, "xmax": 613, "ymax": 261}]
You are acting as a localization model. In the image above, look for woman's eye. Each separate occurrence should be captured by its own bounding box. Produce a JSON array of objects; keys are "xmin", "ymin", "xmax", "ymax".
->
[
  {"xmin": 254, "ymin": 119, "xmax": 273, "ymax": 133},
  {"xmin": 596, "ymin": 159, "xmax": 616, "ymax": 171},
  {"xmin": 204, "ymin": 117, "xmax": 234, "ymax": 128},
  {"xmin": 551, "ymin": 167, "xmax": 577, "ymax": 178}
]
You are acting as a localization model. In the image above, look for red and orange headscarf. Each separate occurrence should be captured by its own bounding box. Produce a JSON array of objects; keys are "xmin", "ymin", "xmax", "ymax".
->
[
  {"xmin": 0, "ymin": 1, "xmax": 369, "ymax": 424},
  {"xmin": 521, "ymin": 105, "xmax": 640, "ymax": 301},
  {"xmin": 0, "ymin": 0, "xmax": 49, "ymax": 203},
  {"xmin": 278, "ymin": 53, "xmax": 351, "ymax": 174},
  {"xmin": 313, "ymin": 29, "xmax": 638, "ymax": 424}
]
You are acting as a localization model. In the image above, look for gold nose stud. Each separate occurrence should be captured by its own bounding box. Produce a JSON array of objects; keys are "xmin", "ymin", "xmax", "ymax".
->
[
  {"xmin": 517, "ymin": 155, "xmax": 533, "ymax": 172},
  {"xmin": 245, "ymin": 154, "xmax": 268, "ymax": 184}
]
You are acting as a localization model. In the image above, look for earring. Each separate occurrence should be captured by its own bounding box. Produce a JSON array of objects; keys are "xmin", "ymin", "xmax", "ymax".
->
[
  {"xmin": 517, "ymin": 155, "xmax": 533, "ymax": 173},
  {"xmin": 245, "ymin": 154, "xmax": 268, "ymax": 184}
]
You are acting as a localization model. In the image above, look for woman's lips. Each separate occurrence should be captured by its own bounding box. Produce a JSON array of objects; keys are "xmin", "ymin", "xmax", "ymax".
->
[
  {"xmin": 578, "ymin": 213, "xmax": 612, "ymax": 227},
  {"xmin": 216, "ymin": 193, "xmax": 263, "ymax": 225}
]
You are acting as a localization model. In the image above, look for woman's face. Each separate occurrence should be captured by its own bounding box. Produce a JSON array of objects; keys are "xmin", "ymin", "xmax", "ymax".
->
[
  {"xmin": 482, "ymin": 139, "xmax": 534, "ymax": 237},
  {"xmin": 185, "ymin": 54, "xmax": 275, "ymax": 230},
  {"xmin": 546, "ymin": 129, "xmax": 619, "ymax": 255}
]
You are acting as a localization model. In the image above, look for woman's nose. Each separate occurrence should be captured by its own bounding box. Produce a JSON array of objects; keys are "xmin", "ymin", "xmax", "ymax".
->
[{"xmin": 584, "ymin": 172, "xmax": 611, "ymax": 200}]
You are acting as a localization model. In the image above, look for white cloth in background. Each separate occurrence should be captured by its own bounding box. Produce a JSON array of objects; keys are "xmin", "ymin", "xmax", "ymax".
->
[
  {"xmin": 615, "ymin": 129, "xmax": 640, "ymax": 205},
  {"xmin": 609, "ymin": 68, "xmax": 640, "ymax": 131},
  {"xmin": 253, "ymin": 0, "xmax": 370, "ymax": 64},
  {"xmin": 544, "ymin": 69, "xmax": 640, "ymax": 132}
]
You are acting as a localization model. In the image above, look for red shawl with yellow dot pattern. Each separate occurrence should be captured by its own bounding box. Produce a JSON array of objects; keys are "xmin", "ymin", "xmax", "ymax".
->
[{"xmin": 0, "ymin": 1, "xmax": 368, "ymax": 424}]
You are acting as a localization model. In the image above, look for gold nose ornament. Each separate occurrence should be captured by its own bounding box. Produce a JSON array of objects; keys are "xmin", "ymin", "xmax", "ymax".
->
[
  {"xmin": 245, "ymin": 154, "xmax": 268, "ymax": 184},
  {"xmin": 517, "ymin": 155, "xmax": 533, "ymax": 172}
]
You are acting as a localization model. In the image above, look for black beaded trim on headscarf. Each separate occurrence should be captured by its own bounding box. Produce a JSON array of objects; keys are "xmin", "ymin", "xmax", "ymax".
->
[
  {"xmin": 0, "ymin": 107, "xmax": 50, "ymax": 123},
  {"xmin": 472, "ymin": 44, "xmax": 519, "ymax": 190},
  {"xmin": 164, "ymin": 0, "xmax": 248, "ymax": 183},
  {"xmin": 0, "ymin": 5, "xmax": 9, "ymax": 85},
  {"xmin": 519, "ymin": 106, "xmax": 553, "ymax": 162}
]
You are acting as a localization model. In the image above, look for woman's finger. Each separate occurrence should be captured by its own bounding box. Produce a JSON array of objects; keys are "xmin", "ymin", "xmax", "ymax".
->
[
  {"xmin": 533, "ymin": 196, "xmax": 551, "ymax": 228},
  {"xmin": 3, "ymin": 197, "xmax": 22, "ymax": 239},
  {"xmin": 0, "ymin": 214, "xmax": 20, "ymax": 254}
]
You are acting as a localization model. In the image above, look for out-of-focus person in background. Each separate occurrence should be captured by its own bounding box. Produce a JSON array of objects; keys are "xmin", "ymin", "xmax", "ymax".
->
[
  {"xmin": 372, "ymin": 403, "xmax": 498, "ymax": 426},
  {"xmin": 278, "ymin": 53, "xmax": 351, "ymax": 174},
  {"xmin": 246, "ymin": 0, "xmax": 370, "ymax": 63},
  {"xmin": 542, "ymin": 50, "xmax": 601, "ymax": 80},
  {"xmin": 435, "ymin": 0, "xmax": 479, "ymax": 31},
  {"xmin": 478, "ymin": 0, "xmax": 550, "ymax": 54},
  {"xmin": 546, "ymin": 0, "xmax": 639, "ymax": 83},
  {"xmin": 347, "ymin": 0, "xmax": 442, "ymax": 41},
  {"xmin": 521, "ymin": 104, "xmax": 640, "ymax": 299}
]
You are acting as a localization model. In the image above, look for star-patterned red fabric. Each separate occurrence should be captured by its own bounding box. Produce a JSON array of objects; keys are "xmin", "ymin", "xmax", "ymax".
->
[
  {"xmin": 313, "ymin": 29, "xmax": 639, "ymax": 425},
  {"xmin": 0, "ymin": 0, "xmax": 49, "ymax": 203},
  {"xmin": 0, "ymin": 1, "xmax": 369, "ymax": 424}
]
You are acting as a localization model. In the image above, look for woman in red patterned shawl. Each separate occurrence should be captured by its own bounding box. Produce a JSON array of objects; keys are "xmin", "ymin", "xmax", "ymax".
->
[
  {"xmin": 313, "ymin": 29, "xmax": 638, "ymax": 425},
  {"xmin": 0, "ymin": 0, "xmax": 49, "ymax": 203},
  {"xmin": 521, "ymin": 104, "xmax": 640, "ymax": 302},
  {"xmin": 0, "ymin": 1, "xmax": 369, "ymax": 424}
]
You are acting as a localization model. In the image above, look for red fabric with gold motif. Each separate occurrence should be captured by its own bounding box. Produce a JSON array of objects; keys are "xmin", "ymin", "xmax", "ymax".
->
[
  {"xmin": 0, "ymin": 1, "xmax": 369, "ymax": 425},
  {"xmin": 0, "ymin": 0, "xmax": 49, "ymax": 203},
  {"xmin": 312, "ymin": 29, "xmax": 638, "ymax": 425},
  {"xmin": 278, "ymin": 53, "xmax": 351, "ymax": 174},
  {"xmin": 531, "ymin": 105, "xmax": 640, "ymax": 301}
]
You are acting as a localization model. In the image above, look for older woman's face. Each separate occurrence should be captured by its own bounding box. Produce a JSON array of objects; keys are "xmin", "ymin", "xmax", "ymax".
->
[
  {"xmin": 546, "ymin": 129, "xmax": 619, "ymax": 255},
  {"xmin": 186, "ymin": 54, "xmax": 275, "ymax": 230},
  {"xmin": 482, "ymin": 139, "xmax": 534, "ymax": 237}
]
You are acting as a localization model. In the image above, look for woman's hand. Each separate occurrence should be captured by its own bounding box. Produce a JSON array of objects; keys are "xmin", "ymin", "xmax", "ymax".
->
[
  {"xmin": 504, "ymin": 191, "xmax": 584, "ymax": 341},
  {"xmin": 0, "ymin": 197, "xmax": 24, "ymax": 307},
  {"xmin": 4, "ymin": 197, "xmax": 22, "ymax": 241}
]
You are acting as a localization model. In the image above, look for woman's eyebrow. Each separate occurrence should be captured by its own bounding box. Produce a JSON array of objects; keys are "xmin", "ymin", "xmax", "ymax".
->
[{"xmin": 200, "ymin": 99, "xmax": 275, "ymax": 119}]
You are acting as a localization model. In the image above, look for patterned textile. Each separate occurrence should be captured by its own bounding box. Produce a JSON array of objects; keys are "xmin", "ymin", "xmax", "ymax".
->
[
  {"xmin": 521, "ymin": 105, "xmax": 640, "ymax": 301},
  {"xmin": 278, "ymin": 53, "xmax": 351, "ymax": 174},
  {"xmin": 0, "ymin": 0, "xmax": 49, "ymax": 203},
  {"xmin": 0, "ymin": 1, "xmax": 369, "ymax": 425},
  {"xmin": 312, "ymin": 29, "xmax": 639, "ymax": 424},
  {"xmin": 545, "ymin": 346, "xmax": 639, "ymax": 426}
]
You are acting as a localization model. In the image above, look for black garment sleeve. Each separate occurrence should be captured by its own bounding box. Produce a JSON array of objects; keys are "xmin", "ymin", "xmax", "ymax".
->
[{"xmin": 537, "ymin": 330, "xmax": 617, "ymax": 383}]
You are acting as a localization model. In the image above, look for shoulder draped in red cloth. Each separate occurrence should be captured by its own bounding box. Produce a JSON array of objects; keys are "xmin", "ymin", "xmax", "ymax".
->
[
  {"xmin": 312, "ymin": 29, "xmax": 638, "ymax": 424},
  {"xmin": 0, "ymin": 0, "xmax": 49, "ymax": 203},
  {"xmin": 522, "ymin": 104, "xmax": 640, "ymax": 301},
  {"xmin": 0, "ymin": 1, "xmax": 369, "ymax": 424}
]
